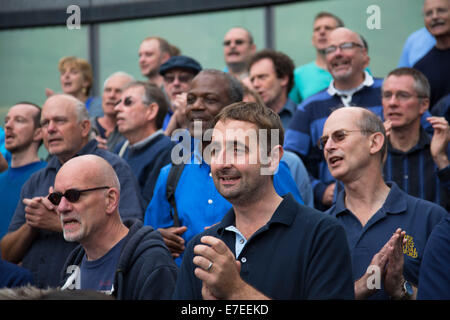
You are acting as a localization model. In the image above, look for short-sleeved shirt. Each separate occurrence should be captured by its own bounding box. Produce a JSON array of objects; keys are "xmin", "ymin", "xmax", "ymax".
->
[
  {"xmin": 0, "ymin": 161, "xmax": 47, "ymax": 239},
  {"xmin": 173, "ymin": 193, "xmax": 354, "ymax": 300},
  {"xmin": 7, "ymin": 140, "xmax": 143, "ymax": 288},
  {"xmin": 326, "ymin": 182, "xmax": 446, "ymax": 300}
]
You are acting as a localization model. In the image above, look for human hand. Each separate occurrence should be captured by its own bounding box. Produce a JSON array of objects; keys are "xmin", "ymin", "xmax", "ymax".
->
[
  {"xmin": 322, "ymin": 183, "xmax": 336, "ymax": 206},
  {"xmin": 158, "ymin": 226, "xmax": 187, "ymax": 258},
  {"xmin": 428, "ymin": 116, "xmax": 450, "ymax": 169},
  {"xmin": 23, "ymin": 189, "xmax": 61, "ymax": 232},
  {"xmin": 383, "ymin": 228, "xmax": 407, "ymax": 298},
  {"xmin": 94, "ymin": 135, "xmax": 108, "ymax": 150},
  {"xmin": 193, "ymin": 236, "xmax": 243, "ymax": 300}
]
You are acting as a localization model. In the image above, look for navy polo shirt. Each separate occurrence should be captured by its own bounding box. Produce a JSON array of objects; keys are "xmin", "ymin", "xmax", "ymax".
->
[
  {"xmin": 326, "ymin": 182, "xmax": 446, "ymax": 300},
  {"xmin": 173, "ymin": 193, "xmax": 354, "ymax": 300}
]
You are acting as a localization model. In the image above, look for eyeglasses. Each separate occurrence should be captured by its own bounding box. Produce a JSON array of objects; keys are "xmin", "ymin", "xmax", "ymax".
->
[
  {"xmin": 223, "ymin": 39, "xmax": 247, "ymax": 46},
  {"xmin": 381, "ymin": 91, "xmax": 426, "ymax": 102},
  {"xmin": 115, "ymin": 96, "xmax": 134, "ymax": 107},
  {"xmin": 163, "ymin": 74, "xmax": 194, "ymax": 84},
  {"xmin": 324, "ymin": 42, "xmax": 363, "ymax": 55},
  {"xmin": 48, "ymin": 186, "xmax": 110, "ymax": 205},
  {"xmin": 318, "ymin": 129, "xmax": 372, "ymax": 150}
]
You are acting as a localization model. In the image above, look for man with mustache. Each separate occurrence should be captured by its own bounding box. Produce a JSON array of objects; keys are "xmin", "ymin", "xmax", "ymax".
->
[
  {"xmin": 412, "ymin": 0, "xmax": 450, "ymax": 110},
  {"xmin": 0, "ymin": 94, "xmax": 143, "ymax": 288},
  {"xmin": 284, "ymin": 27, "xmax": 383, "ymax": 210},
  {"xmin": 0, "ymin": 103, "xmax": 47, "ymax": 239},
  {"xmin": 173, "ymin": 102, "xmax": 354, "ymax": 300},
  {"xmin": 223, "ymin": 27, "xmax": 256, "ymax": 87},
  {"xmin": 382, "ymin": 67, "xmax": 450, "ymax": 210}
]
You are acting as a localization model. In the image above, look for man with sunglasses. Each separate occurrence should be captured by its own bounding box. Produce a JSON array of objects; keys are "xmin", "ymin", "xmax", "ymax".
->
[
  {"xmin": 114, "ymin": 81, "xmax": 175, "ymax": 207},
  {"xmin": 322, "ymin": 106, "xmax": 446, "ymax": 300},
  {"xmin": 159, "ymin": 55, "xmax": 202, "ymax": 135},
  {"xmin": 382, "ymin": 67, "xmax": 450, "ymax": 210},
  {"xmin": 1, "ymin": 94, "xmax": 143, "ymax": 289},
  {"xmin": 223, "ymin": 27, "xmax": 256, "ymax": 87},
  {"xmin": 56, "ymin": 155, "xmax": 177, "ymax": 299},
  {"xmin": 284, "ymin": 27, "xmax": 384, "ymax": 210}
]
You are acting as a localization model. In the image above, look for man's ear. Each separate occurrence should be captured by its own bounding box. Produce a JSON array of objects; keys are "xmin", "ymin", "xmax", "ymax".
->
[
  {"xmin": 419, "ymin": 98, "xmax": 429, "ymax": 115},
  {"xmin": 105, "ymin": 187, "xmax": 120, "ymax": 215},
  {"xmin": 33, "ymin": 127, "xmax": 43, "ymax": 143},
  {"xmin": 369, "ymin": 132, "xmax": 385, "ymax": 155},
  {"xmin": 261, "ymin": 145, "xmax": 283, "ymax": 176},
  {"xmin": 146, "ymin": 102, "xmax": 159, "ymax": 122},
  {"xmin": 80, "ymin": 119, "xmax": 91, "ymax": 138}
]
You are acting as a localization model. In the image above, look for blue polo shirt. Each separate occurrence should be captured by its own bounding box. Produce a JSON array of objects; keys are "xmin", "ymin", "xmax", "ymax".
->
[
  {"xmin": 326, "ymin": 182, "xmax": 446, "ymax": 300},
  {"xmin": 7, "ymin": 140, "xmax": 143, "ymax": 288},
  {"xmin": 173, "ymin": 193, "xmax": 354, "ymax": 300}
]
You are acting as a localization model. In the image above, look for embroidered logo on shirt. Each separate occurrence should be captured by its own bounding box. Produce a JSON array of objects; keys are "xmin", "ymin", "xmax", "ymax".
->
[{"xmin": 403, "ymin": 235, "xmax": 418, "ymax": 259}]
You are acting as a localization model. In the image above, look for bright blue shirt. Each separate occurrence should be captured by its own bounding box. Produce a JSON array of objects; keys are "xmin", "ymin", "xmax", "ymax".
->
[
  {"xmin": 144, "ymin": 142, "xmax": 304, "ymax": 266},
  {"xmin": 289, "ymin": 61, "xmax": 332, "ymax": 104},
  {"xmin": 417, "ymin": 215, "xmax": 450, "ymax": 300},
  {"xmin": 326, "ymin": 182, "xmax": 446, "ymax": 300},
  {"xmin": 0, "ymin": 161, "xmax": 47, "ymax": 239}
]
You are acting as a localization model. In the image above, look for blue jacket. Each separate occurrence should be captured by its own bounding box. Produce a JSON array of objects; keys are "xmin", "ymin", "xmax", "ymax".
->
[{"xmin": 61, "ymin": 219, "xmax": 178, "ymax": 300}]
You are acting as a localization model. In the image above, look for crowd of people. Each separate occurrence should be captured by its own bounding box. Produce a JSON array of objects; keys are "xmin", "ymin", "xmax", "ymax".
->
[{"xmin": 0, "ymin": 0, "xmax": 449, "ymax": 301}]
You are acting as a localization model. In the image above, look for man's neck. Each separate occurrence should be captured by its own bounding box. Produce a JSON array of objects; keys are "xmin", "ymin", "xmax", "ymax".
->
[
  {"xmin": 83, "ymin": 219, "xmax": 129, "ymax": 261},
  {"xmin": 315, "ymin": 51, "xmax": 327, "ymax": 69},
  {"xmin": 126, "ymin": 126, "xmax": 157, "ymax": 146},
  {"xmin": 98, "ymin": 114, "xmax": 117, "ymax": 136},
  {"xmin": 435, "ymin": 34, "xmax": 450, "ymax": 50},
  {"xmin": 343, "ymin": 171, "xmax": 390, "ymax": 227},
  {"xmin": 268, "ymin": 93, "xmax": 288, "ymax": 114},
  {"xmin": 233, "ymin": 184, "xmax": 282, "ymax": 240},
  {"xmin": 389, "ymin": 123, "xmax": 421, "ymax": 152},
  {"xmin": 57, "ymin": 139, "xmax": 90, "ymax": 164},
  {"xmin": 227, "ymin": 62, "xmax": 248, "ymax": 77},
  {"xmin": 10, "ymin": 147, "xmax": 40, "ymax": 168}
]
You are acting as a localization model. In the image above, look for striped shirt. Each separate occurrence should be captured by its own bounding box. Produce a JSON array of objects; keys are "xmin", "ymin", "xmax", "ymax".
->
[{"xmin": 384, "ymin": 128, "xmax": 450, "ymax": 211}]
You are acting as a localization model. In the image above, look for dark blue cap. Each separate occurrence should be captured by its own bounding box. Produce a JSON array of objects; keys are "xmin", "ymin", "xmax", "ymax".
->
[{"xmin": 159, "ymin": 55, "xmax": 202, "ymax": 76}]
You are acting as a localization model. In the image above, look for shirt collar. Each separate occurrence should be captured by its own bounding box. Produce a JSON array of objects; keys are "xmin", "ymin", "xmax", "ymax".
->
[
  {"xmin": 217, "ymin": 193, "xmax": 298, "ymax": 235},
  {"xmin": 279, "ymin": 98, "xmax": 297, "ymax": 116},
  {"xmin": 47, "ymin": 139, "xmax": 98, "ymax": 170},
  {"xmin": 327, "ymin": 71, "xmax": 374, "ymax": 106},
  {"xmin": 388, "ymin": 127, "xmax": 431, "ymax": 154},
  {"xmin": 330, "ymin": 181, "xmax": 406, "ymax": 217},
  {"xmin": 127, "ymin": 129, "xmax": 164, "ymax": 151}
]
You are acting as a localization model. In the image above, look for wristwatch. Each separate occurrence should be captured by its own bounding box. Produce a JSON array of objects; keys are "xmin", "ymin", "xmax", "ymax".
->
[{"xmin": 400, "ymin": 280, "xmax": 414, "ymax": 300}]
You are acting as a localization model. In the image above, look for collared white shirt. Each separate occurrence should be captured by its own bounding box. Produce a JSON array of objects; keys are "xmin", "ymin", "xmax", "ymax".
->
[{"xmin": 327, "ymin": 71, "xmax": 374, "ymax": 106}]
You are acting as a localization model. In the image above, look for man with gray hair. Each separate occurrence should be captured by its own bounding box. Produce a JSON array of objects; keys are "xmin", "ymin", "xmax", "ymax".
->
[
  {"xmin": 114, "ymin": 81, "xmax": 175, "ymax": 207},
  {"xmin": 90, "ymin": 71, "xmax": 134, "ymax": 151},
  {"xmin": 0, "ymin": 94, "xmax": 143, "ymax": 289}
]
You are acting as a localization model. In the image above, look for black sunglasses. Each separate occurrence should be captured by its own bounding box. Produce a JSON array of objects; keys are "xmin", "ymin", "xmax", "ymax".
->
[
  {"xmin": 48, "ymin": 186, "xmax": 110, "ymax": 206},
  {"xmin": 223, "ymin": 39, "xmax": 246, "ymax": 46}
]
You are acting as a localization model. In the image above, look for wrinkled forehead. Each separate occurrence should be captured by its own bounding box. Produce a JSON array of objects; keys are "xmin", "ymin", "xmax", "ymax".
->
[
  {"xmin": 190, "ymin": 73, "xmax": 228, "ymax": 94},
  {"xmin": 323, "ymin": 108, "xmax": 361, "ymax": 134},
  {"xmin": 328, "ymin": 28, "xmax": 362, "ymax": 45},
  {"xmin": 224, "ymin": 28, "xmax": 250, "ymax": 41},
  {"xmin": 42, "ymin": 96, "xmax": 77, "ymax": 119}
]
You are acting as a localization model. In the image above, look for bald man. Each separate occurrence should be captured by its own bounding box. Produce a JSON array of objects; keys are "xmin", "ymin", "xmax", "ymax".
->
[
  {"xmin": 322, "ymin": 107, "xmax": 446, "ymax": 299},
  {"xmin": 1, "ymin": 94, "xmax": 143, "ymax": 289},
  {"xmin": 57, "ymin": 155, "xmax": 176, "ymax": 299},
  {"xmin": 284, "ymin": 27, "xmax": 385, "ymax": 210}
]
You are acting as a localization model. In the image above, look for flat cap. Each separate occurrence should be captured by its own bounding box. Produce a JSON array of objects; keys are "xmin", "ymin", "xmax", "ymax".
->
[{"xmin": 159, "ymin": 55, "xmax": 202, "ymax": 76}]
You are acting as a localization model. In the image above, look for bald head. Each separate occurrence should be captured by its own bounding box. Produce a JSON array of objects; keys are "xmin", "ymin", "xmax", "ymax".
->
[{"xmin": 57, "ymin": 155, "xmax": 120, "ymax": 192}]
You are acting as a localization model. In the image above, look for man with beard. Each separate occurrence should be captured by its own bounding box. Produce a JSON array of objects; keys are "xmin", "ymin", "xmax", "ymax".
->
[
  {"xmin": 173, "ymin": 102, "xmax": 354, "ymax": 300},
  {"xmin": 0, "ymin": 103, "xmax": 46, "ymax": 239},
  {"xmin": 284, "ymin": 27, "xmax": 383, "ymax": 210}
]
